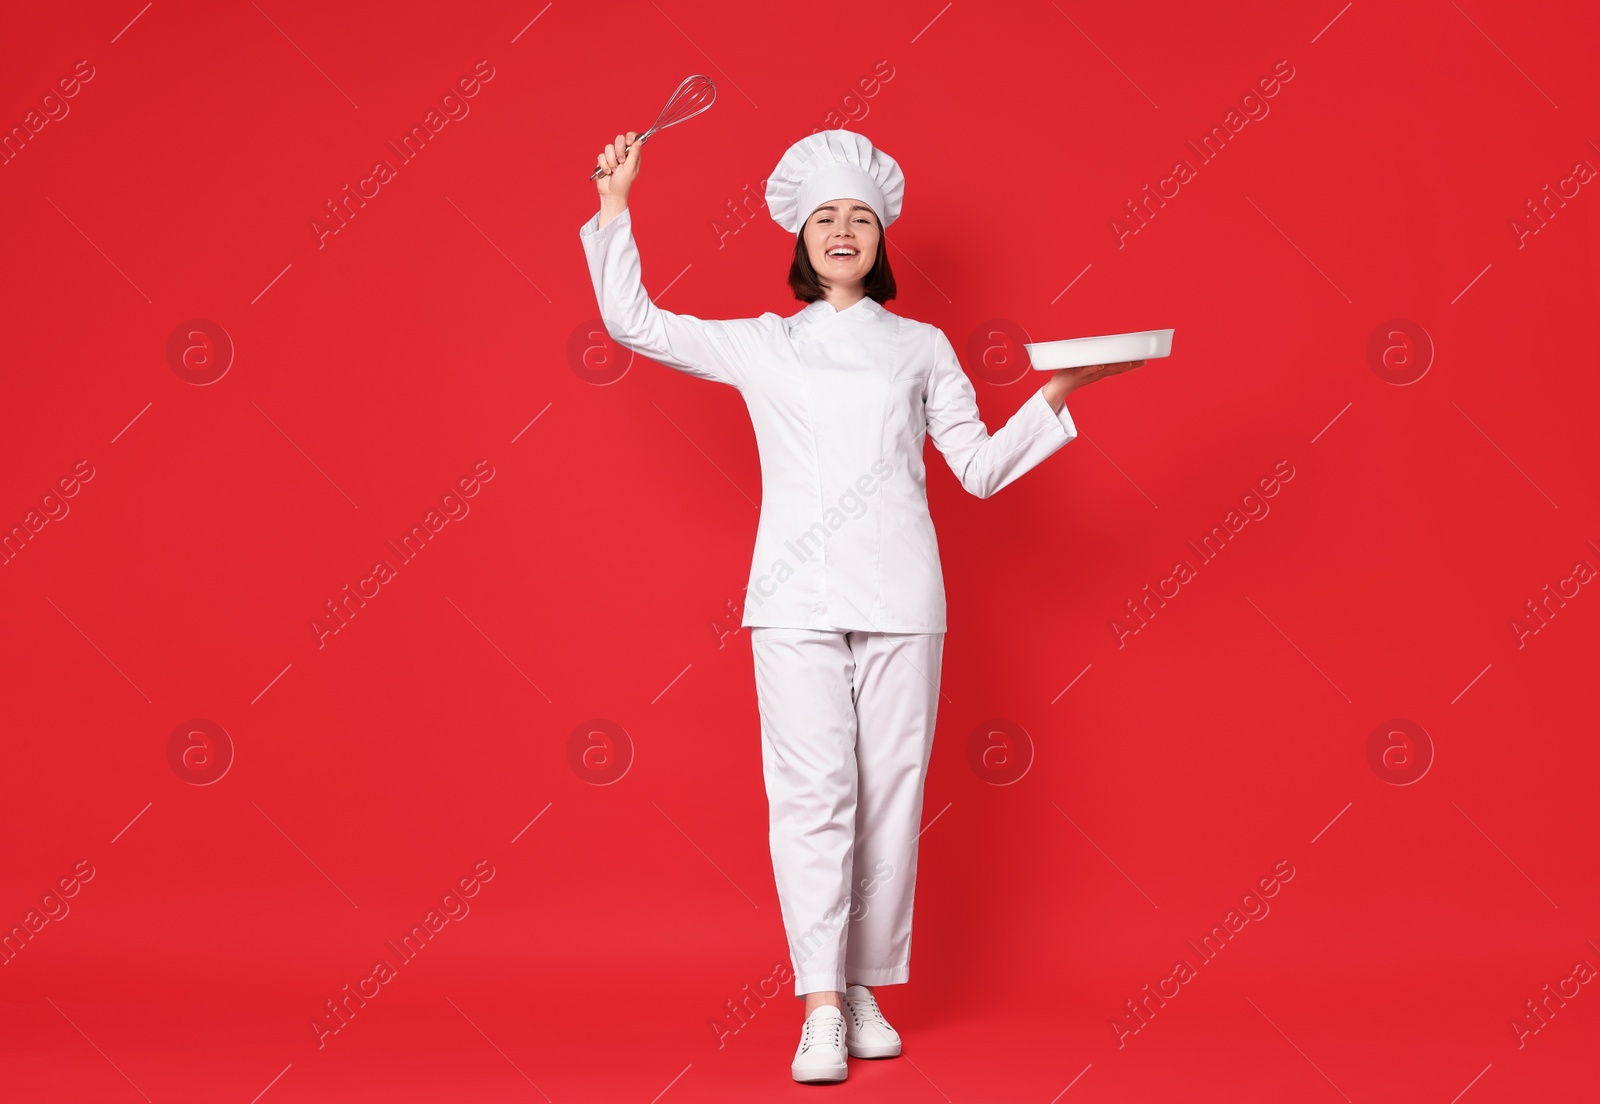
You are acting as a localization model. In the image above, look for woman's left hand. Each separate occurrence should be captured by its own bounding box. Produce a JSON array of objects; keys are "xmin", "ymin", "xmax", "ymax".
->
[
  {"xmin": 1057, "ymin": 359, "xmax": 1145, "ymax": 391},
  {"xmin": 1041, "ymin": 359, "xmax": 1145, "ymax": 410}
]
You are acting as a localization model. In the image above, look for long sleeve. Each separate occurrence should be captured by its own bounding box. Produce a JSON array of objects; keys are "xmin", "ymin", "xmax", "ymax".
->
[
  {"xmin": 578, "ymin": 206, "xmax": 749, "ymax": 390},
  {"xmin": 924, "ymin": 326, "xmax": 1079, "ymax": 499}
]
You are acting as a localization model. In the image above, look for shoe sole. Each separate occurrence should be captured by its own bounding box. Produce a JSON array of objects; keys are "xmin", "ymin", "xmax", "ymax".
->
[
  {"xmin": 791, "ymin": 1062, "xmax": 848, "ymax": 1083},
  {"xmin": 847, "ymin": 1041, "xmax": 901, "ymax": 1058}
]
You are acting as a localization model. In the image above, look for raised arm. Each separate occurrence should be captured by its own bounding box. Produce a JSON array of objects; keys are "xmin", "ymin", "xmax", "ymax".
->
[
  {"xmin": 579, "ymin": 131, "xmax": 747, "ymax": 389},
  {"xmin": 924, "ymin": 327, "xmax": 1079, "ymax": 499}
]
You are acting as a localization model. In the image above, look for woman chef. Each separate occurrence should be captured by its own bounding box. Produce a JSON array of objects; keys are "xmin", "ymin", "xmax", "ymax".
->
[{"xmin": 582, "ymin": 128, "xmax": 1143, "ymax": 1084}]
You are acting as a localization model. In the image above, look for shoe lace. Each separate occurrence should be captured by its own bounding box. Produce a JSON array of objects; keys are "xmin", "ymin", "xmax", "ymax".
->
[
  {"xmin": 801, "ymin": 1011, "xmax": 844, "ymax": 1053},
  {"xmin": 846, "ymin": 994, "xmax": 889, "ymax": 1030}
]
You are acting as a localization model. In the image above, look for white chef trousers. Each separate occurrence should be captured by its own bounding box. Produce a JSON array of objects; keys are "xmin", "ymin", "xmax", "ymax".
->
[{"xmin": 750, "ymin": 626, "xmax": 946, "ymax": 998}]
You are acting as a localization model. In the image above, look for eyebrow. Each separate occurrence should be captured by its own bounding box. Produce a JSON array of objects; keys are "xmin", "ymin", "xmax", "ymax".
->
[{"xmin": 813, "ymin": 204, "xmax": 874, "ymax": 215}]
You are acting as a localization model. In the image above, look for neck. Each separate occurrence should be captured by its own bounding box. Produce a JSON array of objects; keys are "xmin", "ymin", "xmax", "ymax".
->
[{"xmin": 819, "ymin": 285, "xmax": 866, "ymax": 311}]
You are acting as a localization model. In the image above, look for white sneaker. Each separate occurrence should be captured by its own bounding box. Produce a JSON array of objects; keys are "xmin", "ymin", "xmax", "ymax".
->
[
  {"xmin": 791, "ymin": 1005, "xmax": 848, "ymax": 1083},
  {"xmin": 843, "ymin": 983, "xmax": 902, "ymax": 1058}
]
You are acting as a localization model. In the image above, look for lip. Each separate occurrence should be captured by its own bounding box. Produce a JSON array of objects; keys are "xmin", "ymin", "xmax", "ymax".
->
[{"xmin": 825, "ymin": 246, "xmax": 860, "ymax": 259}]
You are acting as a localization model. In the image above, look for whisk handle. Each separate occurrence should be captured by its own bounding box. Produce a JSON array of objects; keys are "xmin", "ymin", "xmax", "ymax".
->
[{"xmin": 587, "ymin": 132, "xmax": 652, "ymax": 180}]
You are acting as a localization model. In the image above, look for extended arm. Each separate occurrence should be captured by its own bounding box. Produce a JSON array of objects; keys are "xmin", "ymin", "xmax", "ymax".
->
[
  {"xmin": 924, "ymin": 327, "xmax": 1079, "ymax": 499},
  {"xmin": 580, "ymin": 131, "xmax": 746, "ymax": 389},
  {"xmin": 578, "ymin": 205, "xmax": 747, "ymax": 389}
]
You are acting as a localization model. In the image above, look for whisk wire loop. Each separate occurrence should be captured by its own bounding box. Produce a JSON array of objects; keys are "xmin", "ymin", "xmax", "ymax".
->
[{"xmin": 587, "ymin": 74, "xmax": 717, "ymax": 180}]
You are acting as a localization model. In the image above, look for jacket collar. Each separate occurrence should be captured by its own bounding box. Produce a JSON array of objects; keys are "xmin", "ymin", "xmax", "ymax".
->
[
  {"xmin": 786, "ymin": 296, "xmax": 887, "ymax": 339},
  {"xmin": 802, "ymin": 296, "xmax": 884, "ymax": 319}
]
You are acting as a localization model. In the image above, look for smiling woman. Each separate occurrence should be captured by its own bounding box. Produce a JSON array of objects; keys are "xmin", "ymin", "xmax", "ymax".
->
[
  {"xmin": 788, "ymin": 200, "xmax": 897, "ymax": 309},
  {"xmin": 582, "ymin": 124, "xmax": 1149, "ymax": 1086}
]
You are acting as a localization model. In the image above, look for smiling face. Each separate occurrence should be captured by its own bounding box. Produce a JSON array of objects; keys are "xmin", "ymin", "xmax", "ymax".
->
[{"xmin": 803, "ymin": 199, "xmax": 881, "ymax": 289}]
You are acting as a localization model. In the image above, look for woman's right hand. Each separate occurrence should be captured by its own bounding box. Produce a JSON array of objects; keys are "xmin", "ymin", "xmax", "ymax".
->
[{"xmin": 595, "ymin": 130, "xmax": 641, "ymax": 205}]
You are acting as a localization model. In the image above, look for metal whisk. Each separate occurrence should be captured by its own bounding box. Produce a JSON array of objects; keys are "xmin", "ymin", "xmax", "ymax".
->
[{"xmin": 587, "ymin": 74, "xmax": 718, "ymax": 180}]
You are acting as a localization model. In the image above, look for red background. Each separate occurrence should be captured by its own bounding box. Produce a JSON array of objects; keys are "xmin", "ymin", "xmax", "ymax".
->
[{"xmin": 3, "ymin": 1, "xmax": 1597, "ymax": 1100}]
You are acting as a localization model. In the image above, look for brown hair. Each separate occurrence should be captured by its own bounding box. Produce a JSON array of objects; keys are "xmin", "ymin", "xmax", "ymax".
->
[{"xmin": 786, "ymin": 219, "xmax": 898, "ymax": 305}]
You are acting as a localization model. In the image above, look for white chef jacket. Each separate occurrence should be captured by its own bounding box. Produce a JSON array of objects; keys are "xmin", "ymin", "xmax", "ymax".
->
[{"xmin": 579, "ymin": 206, "xmax": 1080, "ymax": 633}]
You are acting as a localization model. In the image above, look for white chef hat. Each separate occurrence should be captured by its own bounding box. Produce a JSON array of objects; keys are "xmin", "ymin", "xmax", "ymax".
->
[{"xmin": 765, "ymin": 129, "xmax": 905, "ymax": 235}]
